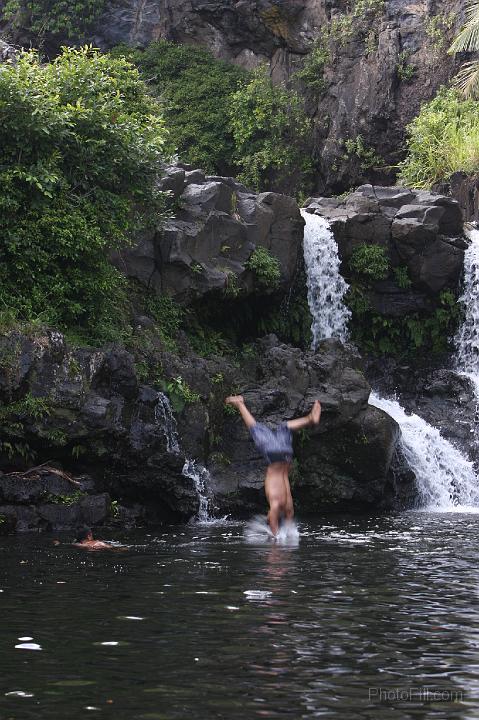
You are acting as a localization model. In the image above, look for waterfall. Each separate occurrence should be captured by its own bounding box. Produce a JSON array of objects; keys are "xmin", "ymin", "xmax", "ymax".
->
[
  {"xmin": 154, "ymin": 392, "xmax": 213, "ymax": 521},
  {"xmin": 181, "ymin": 460, "xmax": 212, "ymax": 523},
  {"xmin": 154, "ymin": 393, "xmax": 180, "ymax": 454},
  {"xmin": 455, "ymin": 227, "xmax": 479, "ymax": 399},
  {"xmin": 301, "ymin": 208, "xmax": 479, "ymax": 511},
  {"xmin": 301, "ymin": 210, "xmax": 351, "ymax": 348},
  {"xmin": 369, "ymin": 393, "xmax": 479, "ymax": 510}
]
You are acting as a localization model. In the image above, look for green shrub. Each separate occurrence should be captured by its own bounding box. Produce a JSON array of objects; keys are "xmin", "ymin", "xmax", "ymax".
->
[
  {"xmin": 295, "ymin": 39, "xmax": 330, "ymax": 94},
  {"xmin": 393, "ymin": 266, "xmax": 412, "ymax": 289},
  {"xmin": 343, "ymin": 136, "xmax": 382, "ymax": 170},
  {"xmin": 349, "ymin": 245, "xmax": 389, "ymax": 280},
  {"xmin": 399, "ymin": 87, "xmax": 479, "ymax": 188},
  {"xmin": 396, "ymin": 51, "xmax": 416, "ymax": 82},
  {"xmin": 143, "ymin": 293, "xmax": 184, "ymax": 351},
  {"xmin": 2, "ymin": 0, "xmax": 108, "ymax": 40},
  {"xmin": 161, "ymin": 376, "xmax": 200, "ymax": 413},
  {"xmin": 228, "ymin": 67, "xmax": 312, "ymax": 192},
  {"xmin": 347, "ymin": 285, "xmax": 461, "ymax": 356},
  {"xmin": 112, "ymin": 41, "xmax": 246, "ymax": 175},
  {"xmin": 0, "ymin": 47, "xmax": 168, "ymax": 340},
  {"xmin": 246, "ymin": 247, "xmax": 281, "ymax": 289}
]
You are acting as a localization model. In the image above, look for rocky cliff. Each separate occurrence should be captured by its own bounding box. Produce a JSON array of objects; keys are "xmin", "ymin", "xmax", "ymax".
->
[
  {"xmin": 83, "ymin": 0, "xmax": 464, "ymax": 193},
  {"xmin": 0, "ymin": 0, "xmax": 463, "ymax": 193}
]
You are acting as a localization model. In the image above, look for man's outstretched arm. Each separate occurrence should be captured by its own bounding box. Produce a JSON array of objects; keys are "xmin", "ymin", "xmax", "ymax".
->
[
  {"xmin": 225, "ymin": 395, "xmax": 257, "ymax": 429},
  {"xmin": 287, "ymin": 400, "xmax": 321, "ymax": 431}
]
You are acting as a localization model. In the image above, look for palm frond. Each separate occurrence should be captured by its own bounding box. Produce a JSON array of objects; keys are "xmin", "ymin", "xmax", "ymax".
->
[
  {"xmin": 451, "ymin": 59, "xmax": 479, "ymax": 97},
  {"xmin": 449, "ymin": 0, "xmax": 479, "ymax": 53}
]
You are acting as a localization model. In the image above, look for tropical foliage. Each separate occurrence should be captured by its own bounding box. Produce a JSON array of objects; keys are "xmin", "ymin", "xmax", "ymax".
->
[
  {"xmin": 399, "ymin": 88, "xmax": 479, "ymax": 188},
  {"xmin": 0, "ymin": 47, "xmax": 168, "ymax": 340},
  {"xmin": 449, "ymin": 0, "xmax": 479, "ymax": 97}
]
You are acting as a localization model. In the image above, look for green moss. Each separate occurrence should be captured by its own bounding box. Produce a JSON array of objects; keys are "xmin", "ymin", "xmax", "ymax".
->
[{"xmin": 45, "ymin": 490, "xmax": 86, "ymax": 505}]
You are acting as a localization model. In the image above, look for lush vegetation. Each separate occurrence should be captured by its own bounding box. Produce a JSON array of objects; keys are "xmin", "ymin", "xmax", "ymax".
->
[
  {"xmin": 449, "ymin": 0, "xmax": 479, "ymax": 97},
  {"xmin": 115, "ymin": 42, "xmax": 312, "ymax": 193},
  {"xmin": 1, "ymin": 0, "xmax": 108, "ymax": 40},
  {"xmin": 111, "ymin": 41, "xmax": 246, "ymax": 176},
  {"xmin": 347, "ymin": 288, "xmax": 461, "ymax": 357},
  {"xmin": 245, "ymin": 247, "xmax": 281, "ymax": 289},
  {"xmin": 399, "ymin": 88, "xmax": 479, "ymax": 188},
  {"xmin": 0, "ymin": 46, "xmax": 168, "ymax": 342},
  {"xmin": 349, "ymin": 245, "xmax": 389, "ymax": 281}
]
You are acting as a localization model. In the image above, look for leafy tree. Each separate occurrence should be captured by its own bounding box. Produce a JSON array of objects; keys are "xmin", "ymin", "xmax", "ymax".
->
[
  {"xmin": 112, "ymin": 41, "xmax": 247, "ymax": 175},
  {"xmin": 228, "ymin": 67, "xmax": 312, "ymax": 192},
  {"xmin": 0, "ymin": 46, "xmax": 168, "ymax": 340},
  {"xmin": 1, "ymin": 0, "xmax": 108, "ymax": 40}
]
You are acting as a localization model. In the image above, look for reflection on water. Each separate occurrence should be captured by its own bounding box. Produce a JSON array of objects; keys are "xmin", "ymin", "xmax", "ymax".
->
[{"xmin": 1, "ymin": 513, "xmax": 479, "ymax": 719}]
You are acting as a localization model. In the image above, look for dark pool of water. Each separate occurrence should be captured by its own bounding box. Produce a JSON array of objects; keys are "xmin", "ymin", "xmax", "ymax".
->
[{"xmin": 1, "ymin": 512, "xmax": 479, "ymax": 719}]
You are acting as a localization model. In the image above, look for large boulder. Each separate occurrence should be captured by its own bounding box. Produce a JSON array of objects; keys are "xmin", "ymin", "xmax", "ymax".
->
[
  {"xmin": 304, "ymin": 185, "xmax": 466, "ymax": 315},
  {"xmin": 112, "ymin": 166, "xmax": 304, "ymax": 304},
  {"xmin": 208, "ymin": 336, "xmax": 405, "ymax": 513}
]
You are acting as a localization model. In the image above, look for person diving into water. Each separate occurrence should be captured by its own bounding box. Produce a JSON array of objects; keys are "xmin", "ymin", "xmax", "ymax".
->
[{"xmin": 224, "ymin": 396, "xmax": 322, "ymax": 537}]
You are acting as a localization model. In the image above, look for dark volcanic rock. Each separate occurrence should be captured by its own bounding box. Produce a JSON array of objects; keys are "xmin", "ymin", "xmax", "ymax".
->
[
  {"xmin": 208, "ymin": 337, "xmax": 404, "ymax": 514},
  {"xmin": 305, "ymin": 185, "xmax": 465, "ymax": 316},
  {"xmin": 112, "ymin": 167, "xmax": 304, "ymax": 305},
  {"xmin": 0, "ymin": 328, "xmax": 409, "ymax": 530}
]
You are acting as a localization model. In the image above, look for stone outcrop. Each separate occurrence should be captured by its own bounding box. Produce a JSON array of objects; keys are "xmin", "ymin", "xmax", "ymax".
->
[
  {"xmin": 112, "ymin": 165, "xmax": 304, "ymax": 304},
  {"xmin": 207, "ymin": 337, "xmax": 409, "ymax": 513},
  {"xmin": 0, "ymin": 327, "xmax": 411, "ymax": 531},
  {"xmin": 304, "ymin": 185, "xmax": 466, "ymax": 316}
]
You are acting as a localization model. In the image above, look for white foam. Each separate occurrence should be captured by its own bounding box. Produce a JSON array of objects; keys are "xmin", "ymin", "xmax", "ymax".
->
[{"xmin": 370, "ymin": 393, "xmax": 479, "ymax": 511}]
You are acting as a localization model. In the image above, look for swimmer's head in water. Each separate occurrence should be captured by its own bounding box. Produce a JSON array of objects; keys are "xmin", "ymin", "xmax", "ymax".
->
[{"xmin": 75, "ymin": 526, "xmax": 92, "ymax": 543}]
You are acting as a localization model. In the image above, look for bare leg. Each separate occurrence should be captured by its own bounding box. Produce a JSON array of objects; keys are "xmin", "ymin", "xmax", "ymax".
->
[
  {"xmin": 283, "ymin": 468, "xmax": 294, "ymax": 520},
  {"xmin": 286, "ymin": 400, "xmax": 321, "ymax": 431},
  {"xmin": 225, "ymin": 395, "xmax": 256, "ymax": 429},
  {"xmin": 267, "ymin": 500, "xmax": 282, "ymax": 536}
]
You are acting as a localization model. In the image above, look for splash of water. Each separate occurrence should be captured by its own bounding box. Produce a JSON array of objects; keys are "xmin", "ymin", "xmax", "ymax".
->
[
  {"xmin": 181, "ymin": 459, "xmax": 212, "ymax": 523},
  {"xmin": 301, "ymin": 209, "xmax": 351, "ymax": 348},
  {"xmin": 370, "ymin": 393, "xmax": 479, "ymax": 511},
  {"xmin": 455, "ymin": 227, "xmax": 479, "ymax": 399}
]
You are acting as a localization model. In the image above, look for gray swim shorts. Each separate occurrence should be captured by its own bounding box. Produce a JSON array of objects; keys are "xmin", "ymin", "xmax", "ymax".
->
[{"xmin": 250, "ymin": 422, "xmax": 293, "ymax": 465}]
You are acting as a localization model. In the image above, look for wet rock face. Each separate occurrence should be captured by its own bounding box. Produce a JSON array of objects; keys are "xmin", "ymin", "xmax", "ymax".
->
[
  {"xmin": 0, "ymin": 329, "xmax": 410, "ymax": 530},
  {"xmin": 112, "ymin": 166, "xmax": 304, "ymax": 304},
  {"xmin": 86, "ymin": 0, "xmax": 461, "ymax": 192},
  {"xmin": 305, "ymin": 185, "xmax": 465, "ymax": 316},
  {"xmin": 208, "ymin": 336, "xmax": 407, "ymax": 514},
  {"xmin": 0, "ymin": 331, "xmax": 199, "ymax": 522}
]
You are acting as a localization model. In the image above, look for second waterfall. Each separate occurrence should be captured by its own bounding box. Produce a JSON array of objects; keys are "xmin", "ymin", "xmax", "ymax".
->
[{"xmin": 301, "ymin": 208, "xmax": 479, "ymax": 510}]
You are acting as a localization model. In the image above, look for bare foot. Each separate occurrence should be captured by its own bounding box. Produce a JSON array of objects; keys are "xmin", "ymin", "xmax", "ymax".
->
[
  {"xmin": 309, "ymin": 400, "xmax": 322, "ymax": 425},
  {"xmin": 225, "ymin": 395, "xmax": 244, "ymax": 408}
]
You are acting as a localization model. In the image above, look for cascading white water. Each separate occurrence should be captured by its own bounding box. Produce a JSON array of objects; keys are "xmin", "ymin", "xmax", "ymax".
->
[
  {"xmin": 455, "ymin": 227, "xmax": 479, "ymax": 399},
  {"xmin": 154, "ymin": 392, "xmax": 213, "ymax": 521},
  {"xmin": 154, "ymin": 392, "xmax": 180, "ymax": 454},
  {"xmin": 369, "ymin": 393, "xmax": 479, "ymax": 510},
  {"xmin": 301, "ymin": 208, "xmax": 479, "ymax": 511},
  {"xmin": 301, "ymin": 210, "xmax": 351, "ymax": 348},
  {"xmin": 181, "ymin": 459, "xmax": 212, "ymax": 523}
]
